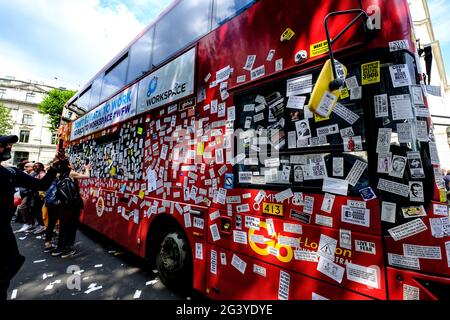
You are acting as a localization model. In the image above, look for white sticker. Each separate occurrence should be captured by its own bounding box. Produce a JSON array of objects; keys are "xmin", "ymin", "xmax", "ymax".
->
[
  {"xmin": 254, "ymin": 190, "xmax": 266, "ymax": 205},
  {"xmin": 433, "ymin": 204, "xmax": 448, "ymax": 216},
  {"xmin": 390, "ymin": 94, "xmax": 413, "ymax": 120},
  {"xmin": 286, "ymin": 74, "xmax": 313, "ymax": 96},
  {"xmin": 220, "ymin": 252, "xmax": 227, "ymax": 265},
  {"xmin": 333, "ymin": 103, "xmax": 360, "ymax": 125},
  {"xmin": 340, "ymin": 229, "xmax": 352, "ymax": 250},
  {"xmin": 403, "ymin": 244, "xmax": 442, "ymax": 260},
  {"xmin": 407, "ymin": 151, "xmax": 425, "ymax": 179},
  {"xmin": 210, "ymin": 210, "xmax": 220, "ymax": 221},
  {"xmin": 397, "ymin": 123, "xmax": 412, "ymax": 143},
  {"xmin": 317, "ymin": 124, "xmax": 339, "ymax": 137},
  {"xmin": 347, "ymin": 200, "xmax": 366, "ymax": 208},
  {"xmin": 321, "ymin": 193, "xmax": 335, "ymax": 213},
  {"xmin": 376, "ymin": 128, "xmax": 392, "ymax": 154},
  {"xmin": 275, "ymin": 188, "xmax": 293, "ymax": 202},
  {"xmin": 266, "ymin": 49, "xmax": 276, "ymax": 61},
  {"xmin": 236, "ymin": 204, "xmax": 250, "ymax": 213},
  {"xmin": 286, "ymin": 96, "xmax": 307, "ymax": 109},
  {"xmin": 317, "ymin": 234, "xmax": 338, "ymax": 261},
  {"xmin": 195, "ymin": 243, "xmax": 203, "ymax": 260},
  {"xmin": 275, "ymin": 58, "xmax": 283, "ymax": 72},
  {"xmin": 237, "ymin": 75, "xmax": 246, "ymax": 83},
  {"xmin": 409, "ymin": 181, "xmax": 424, "ymax": 202},
  {"xmin": 253, "ymin": 264, "xmax": 266, "ymax": 277},
  {"xmin": 210, "ymin": 250, "xmax": 217, "ymax": 275},
  {"xmin": 266, "ymin": 218, "xmax": 276, "ymax": 236},
  {"xmin": 346, "ymin": 263, "xmax": 379, "ymax": 288},
  {"xmin": 388, "ymin": 253, "xmax": 420, "ymax": 270},
  {"xmin": 303, "ymin": 196, "xmax": 314, "ymax": 214},
  {"xmin": 317, "ymin": 257, "xmax": 345, "ymax": 283},
  {"xmin": 278, "ymin": 271, "xmax": 290, "ymax": 300},
  {"xmin": 429, "ymin": 142, "xmax": 440, "ymax": 165},
  {"xmin": 389, "ymin": 64, "xmax": 412, "ymax": 87},
  {"xmin": 295, "ymin": 119, "xmax": 312, "ymax": 140},
  {"xmin": 322, "ymin": 178, "xmax": 348, "ymax": 196},
  {"xmin": 355, "ymin": 240, "xmax": 376, "ymax": 255},
  {"xmin": 345, "ymin": 160, "xmax": 367, "ymax": 187},
  {"xmin": 350, "ymin": 87, "xmax": 362, "ymax": 100},
  {"xmin": 374, "ymin": 94, "xmax": 389, "ymax": 118},
  {"xmin": 446, "ymin": 242, "xmax": 450, "ymax": 268},
  {"xmin": 283, "ymin": 223, "xmax": 302, "ymax": 234},
  {"xmin": 231, "ymin": 254, "xmax": 247, "ymax": 274},
  {"xmin": 216, "ymin": 65, "xmax": 231, "ymax": 83},
  {"xmin": 193, "ymin": 217, "xmax": 204, "ymax": 229},
  {"xmin": 345, "ymin": 76, "xmax": 359, "ymax": 90},
  {"xmin": 278, "ymin": 236, "xmax": 300, "ymax": 248},
  {"xmin": 341, "ymin": 206, "xmax": 370, "ymax": 227},
  {"xmin": 243, "ymin": 55, "xmax": 256, "ymax": 71},
  {"xmin": 251, "ymin": 65, "xmax": 265, "ymax": 80},
  {"xmin": 332, "ymin": 158, "xmax": 344, "ymax": 177},
  {"xmin": 388, "ymin": 219, "xmax": 428, "ymax": 241},
  {"xmin": 233, "ymin": 230, "xmax": 248, "ymax": 245},
  {"xmin": 312, "ymin": 292, "xmax": 329, "ymax": 300},
  {"xmin": 316, "ymin": 91, "xmax": 338, "ymax": 117},
  {"xmin": 381, "ymin": 202, "xmax": 397, "ymax": 223},
  {"xmin": 184, "ymin": 213, "xmax": 192, "ymax": 228},
  {"xmin": 245, "ymin": 216, "xmax": 260, "ymax": 230},
  {"xmin": 416, "ymin": 120, "xmax": 429, "ymax": 142},
  {"xmin": 403, "ymin": 284, "xmax": 420, "ymax": 300},
  {"xmin": 210, "ymin": 223, "xmax": 221, "ymax": 242},
  {"xmin": 411, "ymin": 85, "xmax": 424, "ymax": 105},
  {"xmin": 377, "ymin": 178, "xmax": 410, "ymax": 197},
  {"xmin": 294, "ymin": 249, "xmax": 318, "ymax": 262},
  {"xmin": 389, "ymin": 40, "xmax": 410, "ymax": 52},
  {"xmin": 315, "ymin": 214, "xmax": 333, "ymax": 228}
]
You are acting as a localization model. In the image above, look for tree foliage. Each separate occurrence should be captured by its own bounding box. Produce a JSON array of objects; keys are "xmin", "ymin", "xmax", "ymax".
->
[
  {"xmin": 38, "ymin": 88, "xmax": 76, "ymax": 132},
  {"xmin": 0, "ymin": 103, "xmax": 13, "ymax": 135}
]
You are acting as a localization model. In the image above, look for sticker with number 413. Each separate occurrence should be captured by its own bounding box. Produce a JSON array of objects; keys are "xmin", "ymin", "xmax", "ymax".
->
[{"xmin": 262, "ymin": 202, "xmax": 284, "ymax": 216}]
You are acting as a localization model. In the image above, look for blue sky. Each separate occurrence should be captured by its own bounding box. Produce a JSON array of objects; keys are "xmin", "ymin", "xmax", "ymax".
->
[
  {"xmin": 0, "ymin": 0, "xmax": 449, "ymax": 90},
  {"xmin": 428, "ymin": 0, "xmax": 450, "ymax": 83},
  {"xmin": 0, "ymin": 0, "xmax": 172, "ymax": 89}
]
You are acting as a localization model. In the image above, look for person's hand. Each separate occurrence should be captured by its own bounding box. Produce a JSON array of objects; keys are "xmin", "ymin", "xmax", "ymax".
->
[{"xmin": 51, "ymin": 150, "xmax": 67, "ymax": 168}]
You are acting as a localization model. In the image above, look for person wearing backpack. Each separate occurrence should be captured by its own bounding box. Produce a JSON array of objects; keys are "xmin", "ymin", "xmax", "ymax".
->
[
  {"xmin": 43, "ymin": 179, "xmax": 59, "ymax": 252},
  {"xmin": 51, "ymin": 159, "xmax": 90, "ymax": 258},
  {"xmin": 0, "ymin": 135, "xmax": 64, "ymax": 300}
]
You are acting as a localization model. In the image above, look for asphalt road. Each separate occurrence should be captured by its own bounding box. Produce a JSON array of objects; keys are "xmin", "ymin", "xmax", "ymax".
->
[{"xmin": 7, "ymin": 221, "xmax": 184, "ymax": 300}]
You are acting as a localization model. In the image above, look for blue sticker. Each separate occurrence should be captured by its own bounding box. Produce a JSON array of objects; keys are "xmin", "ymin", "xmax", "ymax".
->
[
  {"xmin": 224, "ymin": 173, "xmax": 234, "ymax": 190},
  {"xmin": 120, "ymin": 184, "xmax": 126, "ymax": 193},
  {"xmin": 359, "ymin": 187, "xmax": 376, "ymax": 201}
]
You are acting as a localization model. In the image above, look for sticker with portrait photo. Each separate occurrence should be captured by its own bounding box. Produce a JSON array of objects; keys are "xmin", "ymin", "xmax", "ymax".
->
[
  {"xmin": 409, "ymin": 181, "xmax": 424, "ymax": 202},
  {"xmin": 343, "ymin": 136, "xmax": 362, "ymax": 152},
  {"xmin": 389, "ymin": 155, "xmax": 407, "ymax": 178}
]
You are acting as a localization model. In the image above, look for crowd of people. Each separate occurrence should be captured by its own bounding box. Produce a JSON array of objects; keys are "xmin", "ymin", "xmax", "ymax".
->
[{"xmin": 0, "ymin": 134, "xmax": 89, "ymax": 300}]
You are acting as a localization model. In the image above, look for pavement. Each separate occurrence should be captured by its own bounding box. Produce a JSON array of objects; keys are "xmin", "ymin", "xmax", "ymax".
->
[{"xmin": 7, "ymin": 221, "xmax": 184, "ymax": 300}]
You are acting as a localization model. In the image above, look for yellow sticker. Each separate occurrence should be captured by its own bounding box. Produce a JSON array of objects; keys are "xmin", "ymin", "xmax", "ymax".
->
[
  {"xmin": 310, "ymin": 40, "xmax": 330, "ymax": 58},
  {"xmin": 340, "ymin": 87, "xmax": 350, "ymax": 99},
  {"xmin": 137, "ymin": 127, "xmax": 143, "ymax": 135},
  {"xmin": 361, "ymin": 61, "xmax": 381, "ymax": 85},
  {"xmin": 197, "ymin": 142, "xmax": 204, "ymax": 156},
  {"xmin": 314, "ymin": 113, "xmax": 330, "ymax": 122},
  {"xmin": 262, "ymin": 202, "xmax": 284, "ymax": 216},
  {"xmin": 138, "ymin": 190, "xmax": 145, "ymax": 200},
  {"xmin": 439, "ymin": 189, "xmax": 447, "ymax": 203},
  {"xmin": 280, "ymin": 28, "xmax": 295, "ymax": 42}
]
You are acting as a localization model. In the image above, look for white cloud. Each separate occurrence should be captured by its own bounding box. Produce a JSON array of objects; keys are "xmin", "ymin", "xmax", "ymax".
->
[
  {"xmin": 428, "ymin": 0, "xmax": 450, "ymax": 43},
  {"xmin": 0, "ymin": 0, "xmax": 148, "ymax": 89}
]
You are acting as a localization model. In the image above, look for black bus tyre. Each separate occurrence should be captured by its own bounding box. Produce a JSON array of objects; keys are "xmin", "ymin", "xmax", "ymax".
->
[{"xmin": 155, "ymin": 228, "xmax": 192, "ymax": 296}]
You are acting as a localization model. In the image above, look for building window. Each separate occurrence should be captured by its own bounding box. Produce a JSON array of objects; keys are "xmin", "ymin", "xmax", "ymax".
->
[
  {"xmin": 19, "ymin": 130, "xmax": 30, "ymax": 143},
  {"xmin": 51, "ymin": 132, "xmax": 58, "ymax": 145},
  {"xmin": 0, "ymin": 88, "xmax": 6, "ymax": 98},
  {"xmin": 13, "ymin": 151, "xmax": 29, "ymax": 165},
  {"xmin": 25, "ymin": 92, "xmax": 35, "ymax": 100},
  {"xmin": 22, "ymin": 114, "xmax": 33, "ymax": 125}
]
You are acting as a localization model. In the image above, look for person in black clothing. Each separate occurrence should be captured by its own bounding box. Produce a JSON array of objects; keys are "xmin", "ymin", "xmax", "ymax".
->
[{"xmin": 0, "ymin": 135, "xmax": 64, "ymax": 300}]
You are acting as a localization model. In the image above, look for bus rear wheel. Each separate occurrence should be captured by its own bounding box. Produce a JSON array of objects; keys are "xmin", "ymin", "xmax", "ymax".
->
[{"xmin": 155, "ymin": 228, "xmax": 192, "ymax": 296}]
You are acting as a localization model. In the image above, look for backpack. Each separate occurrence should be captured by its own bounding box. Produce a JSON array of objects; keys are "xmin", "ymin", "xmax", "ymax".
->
[
  {"xmin": 56, "ymin": 175, "xmax": 83, "ymax": 208},
  {"xmin": 44, "ymin": 180, "xmax": 59, "ymax": 207}
]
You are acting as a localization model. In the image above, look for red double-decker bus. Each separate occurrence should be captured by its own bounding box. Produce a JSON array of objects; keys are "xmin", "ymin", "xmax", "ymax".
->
[{"xmin": 59, "ymin": 0, "xmax": 450, "ymax": 300}]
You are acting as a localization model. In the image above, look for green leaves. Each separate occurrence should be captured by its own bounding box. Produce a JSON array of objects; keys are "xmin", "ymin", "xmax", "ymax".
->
[
  {"xmin": 38, "ymin": 89, "xmax": 76, "ymax": 133},
  {"xmin": 0, "ymin": 103, "xmax": 13, "ymax": 135}
]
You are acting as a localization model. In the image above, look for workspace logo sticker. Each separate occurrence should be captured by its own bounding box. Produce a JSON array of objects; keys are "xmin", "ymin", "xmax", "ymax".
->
[
  {"xmin": 96, "ymin": 196, "xmax": 105, "ymax": 217},
  {"xmin": 147, "ymin": 76, "xmax": 158, "ymax": 97}
]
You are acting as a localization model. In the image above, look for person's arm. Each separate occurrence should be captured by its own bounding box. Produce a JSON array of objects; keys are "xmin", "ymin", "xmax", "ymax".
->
[
  {"xmin": 69, "ymin": 164, "xmax": 90, "ymax": 180},
  {"xmin": 15, "ymin": 167, "xmax": 57, "ymax": 191}
]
